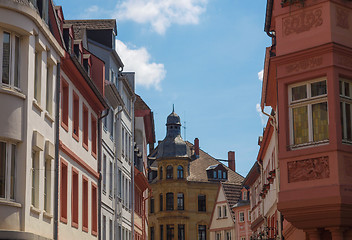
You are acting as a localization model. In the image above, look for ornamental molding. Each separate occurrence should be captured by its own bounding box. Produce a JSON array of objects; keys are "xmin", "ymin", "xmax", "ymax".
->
[
  {"xmin": 285, "ymin": 56, "xmax": 323, "ymax": 74},
  {"xmin": 287, "ymin": 156, "xmax": 329, "ymax": 183},
  {"xmin": 283, "ymin": 8, "xmax": 323, "ymax": 36},
  {"xmin": 336, "ymin": 6, "xmax": 349, "ymax": 29}
]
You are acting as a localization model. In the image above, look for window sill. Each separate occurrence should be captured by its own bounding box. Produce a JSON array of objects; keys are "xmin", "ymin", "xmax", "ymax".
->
[
  {"xmin": 72, "ymin": 132, "xmax": 79, "ymax": 142},
  {"xmin": 0, "ymin": 86, "xmax": 26, "ymax": 99},
  {"xmin": 289, "ymin": 140, "xmax": 329, "ymax": 150},
  {"xmin": 82, "ymin": 226, "xmax": 88, "ymax": 233},
  {"xmin": 30, "ymin": 205, "xmax": 41, "ymax": 215},
  {"xmin": 92, "ymin": 151, "xmax": 97, "ymax": 159},
  {"xmin": 43, "ymin": 211, "xmax": 53, "ymax": 219},
  {"xmin": 83, "ymin": 142, "xmax": 89, "ymax": 151},
  {"xmin": 44, "ymin": 111, "xmax": 54, "ymax": 123},
  {"xmin": 0, "ymin": 199, "xmax": 22, "ymax": 208},
  {"xmin": 32, "ymin": 100, "xmax": 43, "ymax": 112},
  {"xmin": 60, "ymin": 216, "xmax": 68, "ymax": 224},
  {"xmin": 61, "ymin": 121, "xmax": 69, "ymax": 132},
  {"xmin": 72, "ymin": 221, "xmax": 78, "ymax": 229}
]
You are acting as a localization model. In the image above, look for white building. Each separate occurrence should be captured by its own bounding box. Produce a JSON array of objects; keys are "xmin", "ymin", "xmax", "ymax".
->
[{"xmin": 0, "ymin": 0, "xmax": 64, "ymax": 239}]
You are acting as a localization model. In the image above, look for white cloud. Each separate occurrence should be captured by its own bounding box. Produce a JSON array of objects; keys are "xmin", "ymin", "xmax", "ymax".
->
[
  {"xmin": 113, "ymin": 0, "xmax": 208, "ymax": 34},
  {"xmin": 256, "ymin": 103, "xmax": 266, "ymax": 125},
  {"xmin": 258, "ymin": 69, "xmax": 263, "ymax": 82},
  {"xmin": 116, "ymin": 39, "xmax": 166, "ymax": 90}
]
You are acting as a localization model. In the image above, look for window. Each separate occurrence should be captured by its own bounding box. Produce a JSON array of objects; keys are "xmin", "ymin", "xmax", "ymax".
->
[
  {"xmin": 289, "ymin": 79, "xmax": 328, "ymax": 147},
  {"xmin": 1, "ymin": 31, "xmax": 20, "ymax": 88},
  {"xmin": 223, "ymin": 205, "xmax": 227, "ymax": 217},
  {"xmin": 150, "ymin": 197, "xmax": 154, "ymax": 213},
  {"xmin": 61, "ymin": 79, "xmax": 69, "ymax": 130},
  {"xmin": 160, "ymin": 225, "xmax": 164, "ymax": 240},
  {"xmin": 109, "ymin": 219, "xmax": 113, "ymax": 240},
  {"xmin": 45, "ymin": 64, "xmax": 53, "ymax": 114},
  {"xmin": 109, "ymin": 110, "xmax": 114, "ymax": 140},
  {"xmin": 216, "ymin": 232, "xmax": 221, "ymax": 240},
  {"xmin": 44, "ymin": 158, "xmax": 51, "ymax": 212},
  {"xmin": 222, "ymin": 171, "xmax": 227, "ymax": 179},
  {"xmin": 218, "ymin": 170, "xmax": 222, "ymax": 179},
  {"xmin": 242, "ymin": 191, "xmax": 247, "ymax": 201},
  {"xmin": 31, "ymin": 151, "xmax": 39, "ymax": 208},
  {"xmin": 72, "ymin": 91, "xmax": 79, "ymax": 140},
  {"xmin": 159, "ymin": 194, "xmax": 163, "ymax": 211},
  {"xmin": 218, "ymin": 206, "xmax": 222, "ymax": 218},
  {"xmin": 82, "ymin": 176, "xmax": 88, "ymax": 231},
  {"xmin": 34, "ymin": 50, "xmax": 42, "ymax": 103},
  {"xmin": 82, "ymin": 104, "xmax": 88, "ymax": 149},
  {"xmin": 60, "ymin": 160, "xmax": 68, "ymax": 222},
  {"xmin": 248, "ymin": 211, "xmax": 251, "ymax": 221},
  {"xmin": 177, "ymin": 165, "xmax": 184, "ymax": 179},
  {"xmin": 103, "ymin": 215, "xmax": 106, "ymax": 240},
  {"xmin": 240, "ymin": 237, "xmax": 246, "ymax": 240},
  {"xmin": 122, "ymin": 128, "xmax": 125, "ymax": 155},
  {"xmin": 159, "ymin": 167, "xmax": 163, "ymax": 180},
  {"xmin": 118, "ymin": 169, "xmax": 122, "ymax": 198},
  {"xmin": 166, "ymin": 165, "xmax": 173, "ymax": 179},
  {"xmin": 103, "ymin": 154, "xmax": 106, "ymax": 193},
  {"xmin": 213, "ymin": 171, "xmax": 217, "ymax": 179},
  {"xmin": 166, "ymin": 192, "xmax": 174, "ymax": 211},
  {"xmin": 150, "ymin": 227, "xmax": 154, "ymax": 240},
  {"xmin": 178, "ymin": 225, "xmax": 185, "ymax": 240},
  {"xmin": 239, "ymin": 212, "xmax": 245, "ymax": 222},
  {"xmin": 71, "ymin": 169, "xmax": 79, "ymax": 227},
  {"xmin": 166, "ymin": 225, "xmax": 174, "ymax": 240},
  {"xmin": 177, "ymin": 193, "xmax": 184, "ymax": 210},
  {"xmin": 198, "ymin": 195, "xmax": 206, "ymax": 212},
  {"xmin": 226, "ymin": 232, "xmax": 232, "ymax": 240},
  {"xmin": 198, "ymin": 225, "xmax": 206, "ymax": 240},
  {"xmin": 92, "ymin": 184, "xmax": 98, "ymax": 236},
  {"xmin": 0, "ymin": 142, "xmax": 16, "ymax": 200},
  {"xmin": 109, "ymin": 161, "xmax": 113, "ymax": 197},
  {"xmin": 74, "ymin": 44, "xmax": 81, "ymax": 63},
  {"xmin": 91, "ymin": 115, "xmax": 97, "ymax": 157},
  {"xmin": 340, "ymin": 79, "xmax": 352, "ymax": 143}
]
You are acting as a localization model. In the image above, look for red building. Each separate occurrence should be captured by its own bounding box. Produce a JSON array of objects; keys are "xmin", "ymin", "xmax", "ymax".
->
[{"xmin": 262, "ymin": 0, "xmax": 352, "ymax": 238}]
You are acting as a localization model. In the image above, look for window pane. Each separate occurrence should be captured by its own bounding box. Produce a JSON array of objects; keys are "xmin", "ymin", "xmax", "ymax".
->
[
  {"xmin": 0, "ymin": 142, "xmax": 6, "ymax": 198},
  {"xmin": 292, "ymin": 85, "xmax": 307, "ymax": 101},
  {"xmin": 340, "ymin": 81, "xmax": 343, "ymax": 95},
  {"xmin": 14, "ymin": 36, "xmax": 19, "ymax": 87},
  {"xmin": 312, "ymin": 102, "xmax": 329, "ymax": 141},
  {"xmin": 2, "ymin": 32, "xmax": 10, "ymax": 84},
  {"xmin": 345, "ymin": 82, "xmax": 350, "ymax": 97},
  {"xmin": 293, "ymin": 106, "xmax": 309, "ymax": 144},
  {"xmin": 10, "ymin": 144, "xmax": 15, "ymax": 199},
  {"xmin": 346, "ymin": 103, "xmax": 351, "ymax": 140},
  {"xmin": 311, "ymin": 80, "xmax": 327, "ymax": 97}
]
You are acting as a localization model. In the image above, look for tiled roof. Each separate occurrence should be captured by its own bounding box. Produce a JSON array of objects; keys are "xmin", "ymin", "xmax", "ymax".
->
[
  {"xmin": 135, "ymin": 94, "xmax": 150, "ymax": 111},
  {"xmin": 186, "ymin": 141, "xmax": 244, "ymax": 184},
  {"xmin": 222, "ymin": 183, "xmax": 242, "ymax": 208},
  {"xmin": 65, "ymin": 19, "xmax": 116, "ymax": 39}
]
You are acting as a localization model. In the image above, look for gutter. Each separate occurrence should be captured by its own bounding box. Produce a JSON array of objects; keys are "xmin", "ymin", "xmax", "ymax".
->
[
  {"xmin": 98, "ymin": 109, "xmax": 110, "ymax": 240},
  {"xmin": 131, "ymin": 95, "xmax": 136, "ymax": 240},
  {"xmin": 54, "ymin": 63, "xmax": 61, "ymax": 240}
]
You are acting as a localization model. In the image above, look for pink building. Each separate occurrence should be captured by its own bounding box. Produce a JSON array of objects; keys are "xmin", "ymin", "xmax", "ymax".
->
[{"xmin": 232, "ymin": 187, "xmax": 252, "ymax": 240}]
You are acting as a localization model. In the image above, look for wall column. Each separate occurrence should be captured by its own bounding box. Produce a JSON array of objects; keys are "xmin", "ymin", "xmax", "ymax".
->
[{"xmin": 305, "ymin": 229, "xmax": 320, "ymax": 240}]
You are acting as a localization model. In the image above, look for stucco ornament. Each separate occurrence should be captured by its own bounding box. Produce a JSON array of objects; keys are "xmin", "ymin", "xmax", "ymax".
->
[
  {"xmin": 283, "ymin": 8, "xmax": 323, "ymax": 36},
  {"xmin": 287, "ymin": 156, "xmax": 329, "ymax": 183}
]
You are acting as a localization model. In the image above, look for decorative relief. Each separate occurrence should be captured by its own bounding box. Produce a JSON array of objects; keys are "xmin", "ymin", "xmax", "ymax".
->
[
  {"xmin": 287, "ymin": 156, "xmax": 329, "ymax": 183},
  {"xmin": 283, "ymin": 8, "xmax": 323, "ymax": 36},
  {"xmin": 286, "ymin": 56, "xmax": 323, "ymax": 74},
  {"xmin": 336, "ymin": 7, "xmax": 349, "ymax": 29},
  {"xmin": 344, "ymin": 156, "xmax": 352, "ymax": 177},
  {"xmin": 338, "ymin": 55, "xmax": 352, "ymax": 69}
]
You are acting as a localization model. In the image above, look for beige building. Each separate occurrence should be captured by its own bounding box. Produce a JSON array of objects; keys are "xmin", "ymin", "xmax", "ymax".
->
[
  {"xmin": 148, "ymin": 111, "xmax": 243, "ymax": 240},
  {"xmin": 0, "ymin": 0, "xmax": 64, "ymax": 239}
]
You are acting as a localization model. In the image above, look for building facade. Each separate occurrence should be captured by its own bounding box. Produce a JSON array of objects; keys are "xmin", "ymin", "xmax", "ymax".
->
[
  {"xmin": 148, "ymin": 111, "xmax": 244, "ymax": 240},
  {"xmin": 262, "ymin": 0, "xmax": 352, "ymax": 238},
  {"xmin": 0, "ymin": 0, "xmax": 64, "ymax": 239},
  {"xmin": 232, "ymin": 187, "xmax": 252, "ymax": 240}
]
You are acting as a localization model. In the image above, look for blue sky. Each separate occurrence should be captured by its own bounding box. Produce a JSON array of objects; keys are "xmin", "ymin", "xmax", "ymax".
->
[{"xmin": 58, "ymin": 0, "xmax": 271, "ymax": 177}]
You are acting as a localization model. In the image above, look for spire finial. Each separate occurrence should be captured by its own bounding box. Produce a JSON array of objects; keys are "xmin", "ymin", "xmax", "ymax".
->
[{"xmin": 172, "ymin": 104, "xmax": 175, "ymax": 113}]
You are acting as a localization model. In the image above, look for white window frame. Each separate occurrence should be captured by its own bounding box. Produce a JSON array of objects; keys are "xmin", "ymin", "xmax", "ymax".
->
[
  {"xmin": 109, "ymin": 160, "xmax": 113, "ymax": 198},
  {"xmin": 223, "ymin": 205, "xmax": 227, "ymax": 217},
  {"xmin": 239, "ymin": 211, "xmax": 245, "ymax": 222},
  {"xmin": 288, "ymin": 78, "xmax": 329, "ymax": 148},
  {"xmin": 103, "ymin": 154, "xmax": 106, "ymax": 194},
  {"xmin": 0, "ymin": 30, "xmax": 20, "ymax": 90},
  {"xmin": 31, "ymin": 150, "xmax": 39, "ymax": 207},
  {"xmin": 218, "ymin": 206, "xmax": 222, "ymax": 218},
  {"xmin": 44, "ymin": 158, "xmax": 52, "ymax": 213},
  {"xmin": 340, "ymin": 78, "xmax": 352, "ymax": 144},
  {"xmin": 0, "ymin": 142, "xmax": 16, "ymax": 201}
]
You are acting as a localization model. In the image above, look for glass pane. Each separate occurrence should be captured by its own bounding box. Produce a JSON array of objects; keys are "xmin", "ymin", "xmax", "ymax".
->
[
  {"xmin": 312, "ymin": 102, "xmax": 329, "ymax": 141},
  {"xmin": 34, "ymin": 51, "xmax": 39, "ymax": 100},
  {"xmin": 14, "ymin": 36, "xmax": 19, "ymax": 87},
  {"xmin": 339, "ymin": 81, "xmax": 343, "ymax": 96},
  {"xmin": 10, "ymin": 144, "xmax": 15, "ymax": 199},
  {"xmin": 0, "ymin": 142, "xmax": 6, "ymax": 198},
  {"xmin": 341, "ymin": 102, "xmax": 345, "ymax": 139},
  {"xmin": 293, "ymin": 106, "xmax": 309, "ymax": 144},
  {"xmin": 2, "ymin": 32, "xmax": 10, "ymax": 84},
  {"xmin": 347, "ymin": 103, "xmax": 351, "ymax": 141},
  {"xmin": 311, "ymin": 80, "xmax": 327, "ymax": 97},
  {"xmin": 292, "ymin": 85, "xmax": 307, "ymax": 101},
  {"xmin": 345, "ymin": 82, "xmax": 350, "ymax": 97}
]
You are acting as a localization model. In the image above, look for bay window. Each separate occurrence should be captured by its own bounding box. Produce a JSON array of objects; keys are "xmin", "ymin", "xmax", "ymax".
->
[
  {"xmin": 289, "ymin": 79, "xmax": 328, "ymax": 147},
  {"xmin": 0, "ymin": 142, "xmax": 16, "ymax": 200},
  {"xmin": 1, "ymin": 31, "xmax": 20, "ymax": 89},
  {"xmin": 340, "ymin": 79, "xmax": 352, "ymax": 143}
]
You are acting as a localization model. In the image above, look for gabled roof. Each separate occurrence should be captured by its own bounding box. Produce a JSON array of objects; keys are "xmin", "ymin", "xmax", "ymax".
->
[
  {"xmin": 222, "ymin": 183, "xmax": 242, "ymax": 208},
  {"xmin": 135, "ymin": 94, "xmax": 150, "ymax": 111},
  {"xmin": 65, "ymin": 19, "xmax": 116, "ymax": 31}
]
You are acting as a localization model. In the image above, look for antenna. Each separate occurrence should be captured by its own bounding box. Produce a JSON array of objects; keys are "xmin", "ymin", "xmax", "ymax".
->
[{"xmin": 183, "ymin": 121, "xmax": 187, "ymax": 140}]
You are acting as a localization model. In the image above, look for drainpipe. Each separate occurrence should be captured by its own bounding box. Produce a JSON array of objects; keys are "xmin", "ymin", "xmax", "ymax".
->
[
  {"xmin": 54, "ymin": 63, "xmax": 61, "ymax": 240},
  {"xmin": 98, "ymin": 109, "xmax": 110, "ymax": 240},
  {"xmin": 131, "ymin": 95, "xmax": 136, "ymax": 240},
  {"xmin": 257, "ymin": 159, "xmax": 267, "ymax": 238}
]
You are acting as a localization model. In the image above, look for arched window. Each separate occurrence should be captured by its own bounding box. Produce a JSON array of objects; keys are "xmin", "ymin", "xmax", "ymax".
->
[
  {"xmin": 177, "ymin": 193, "xmax": 184, "ymax": 210},
  {"xmin": 166, "ymin": 192, "xmax": 174, "ymax": 210},
  {"xmin": 159, "ymin": 167, "xmax": 163, "ymax": 180},
  {"xmin": 159, "ymin": 193, "xmax": 163, "ymax": 211},
  {"xmin": 166, "ymin": 165, "xmax": 173, "ymax": 179},
  {"xmin": 177, "ymin": 165, "xmax": 184, "ymax": 179}
]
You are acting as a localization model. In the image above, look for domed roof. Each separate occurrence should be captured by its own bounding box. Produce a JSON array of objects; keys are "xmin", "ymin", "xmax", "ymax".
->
[{"xmin": 156, "ymin": 110, "xmax": 190, "ymax": 159}]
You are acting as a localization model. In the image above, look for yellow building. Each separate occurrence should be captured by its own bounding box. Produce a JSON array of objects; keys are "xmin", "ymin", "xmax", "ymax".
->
[{"xmin": 148, "ymin": 111, "xmax": 243, "ymax": 240}]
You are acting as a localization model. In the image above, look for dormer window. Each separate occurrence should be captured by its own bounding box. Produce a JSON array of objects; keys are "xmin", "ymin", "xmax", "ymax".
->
[
  {"xmin": 206, "ymin": 164, "xmax": 228, "ymax": 181},
  {"xmin": 83, "ymin": 54, "xmax": 91, "ymax": 77},
  {"xmin": 74, "ymin": 43, "xmax": 82, "ymax": 63},
  {"xmin": 63, "ymin": 28, "xmax": 72, "ymax": 53}
]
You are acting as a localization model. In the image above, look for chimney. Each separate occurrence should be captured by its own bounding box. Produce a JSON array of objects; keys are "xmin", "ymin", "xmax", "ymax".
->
[
  {"xmin": 228, "ymin": 151, "xmax": 235, "ymax": 172},
  {"xmin": 194, "ymin": 138, "xmax": 199, "ymax": 158}
]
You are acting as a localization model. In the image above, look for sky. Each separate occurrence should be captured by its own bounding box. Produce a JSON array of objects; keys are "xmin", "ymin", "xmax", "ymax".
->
[{"xmin": 57, "ymin": 0, "xmax": 271, "ymax": 177}]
